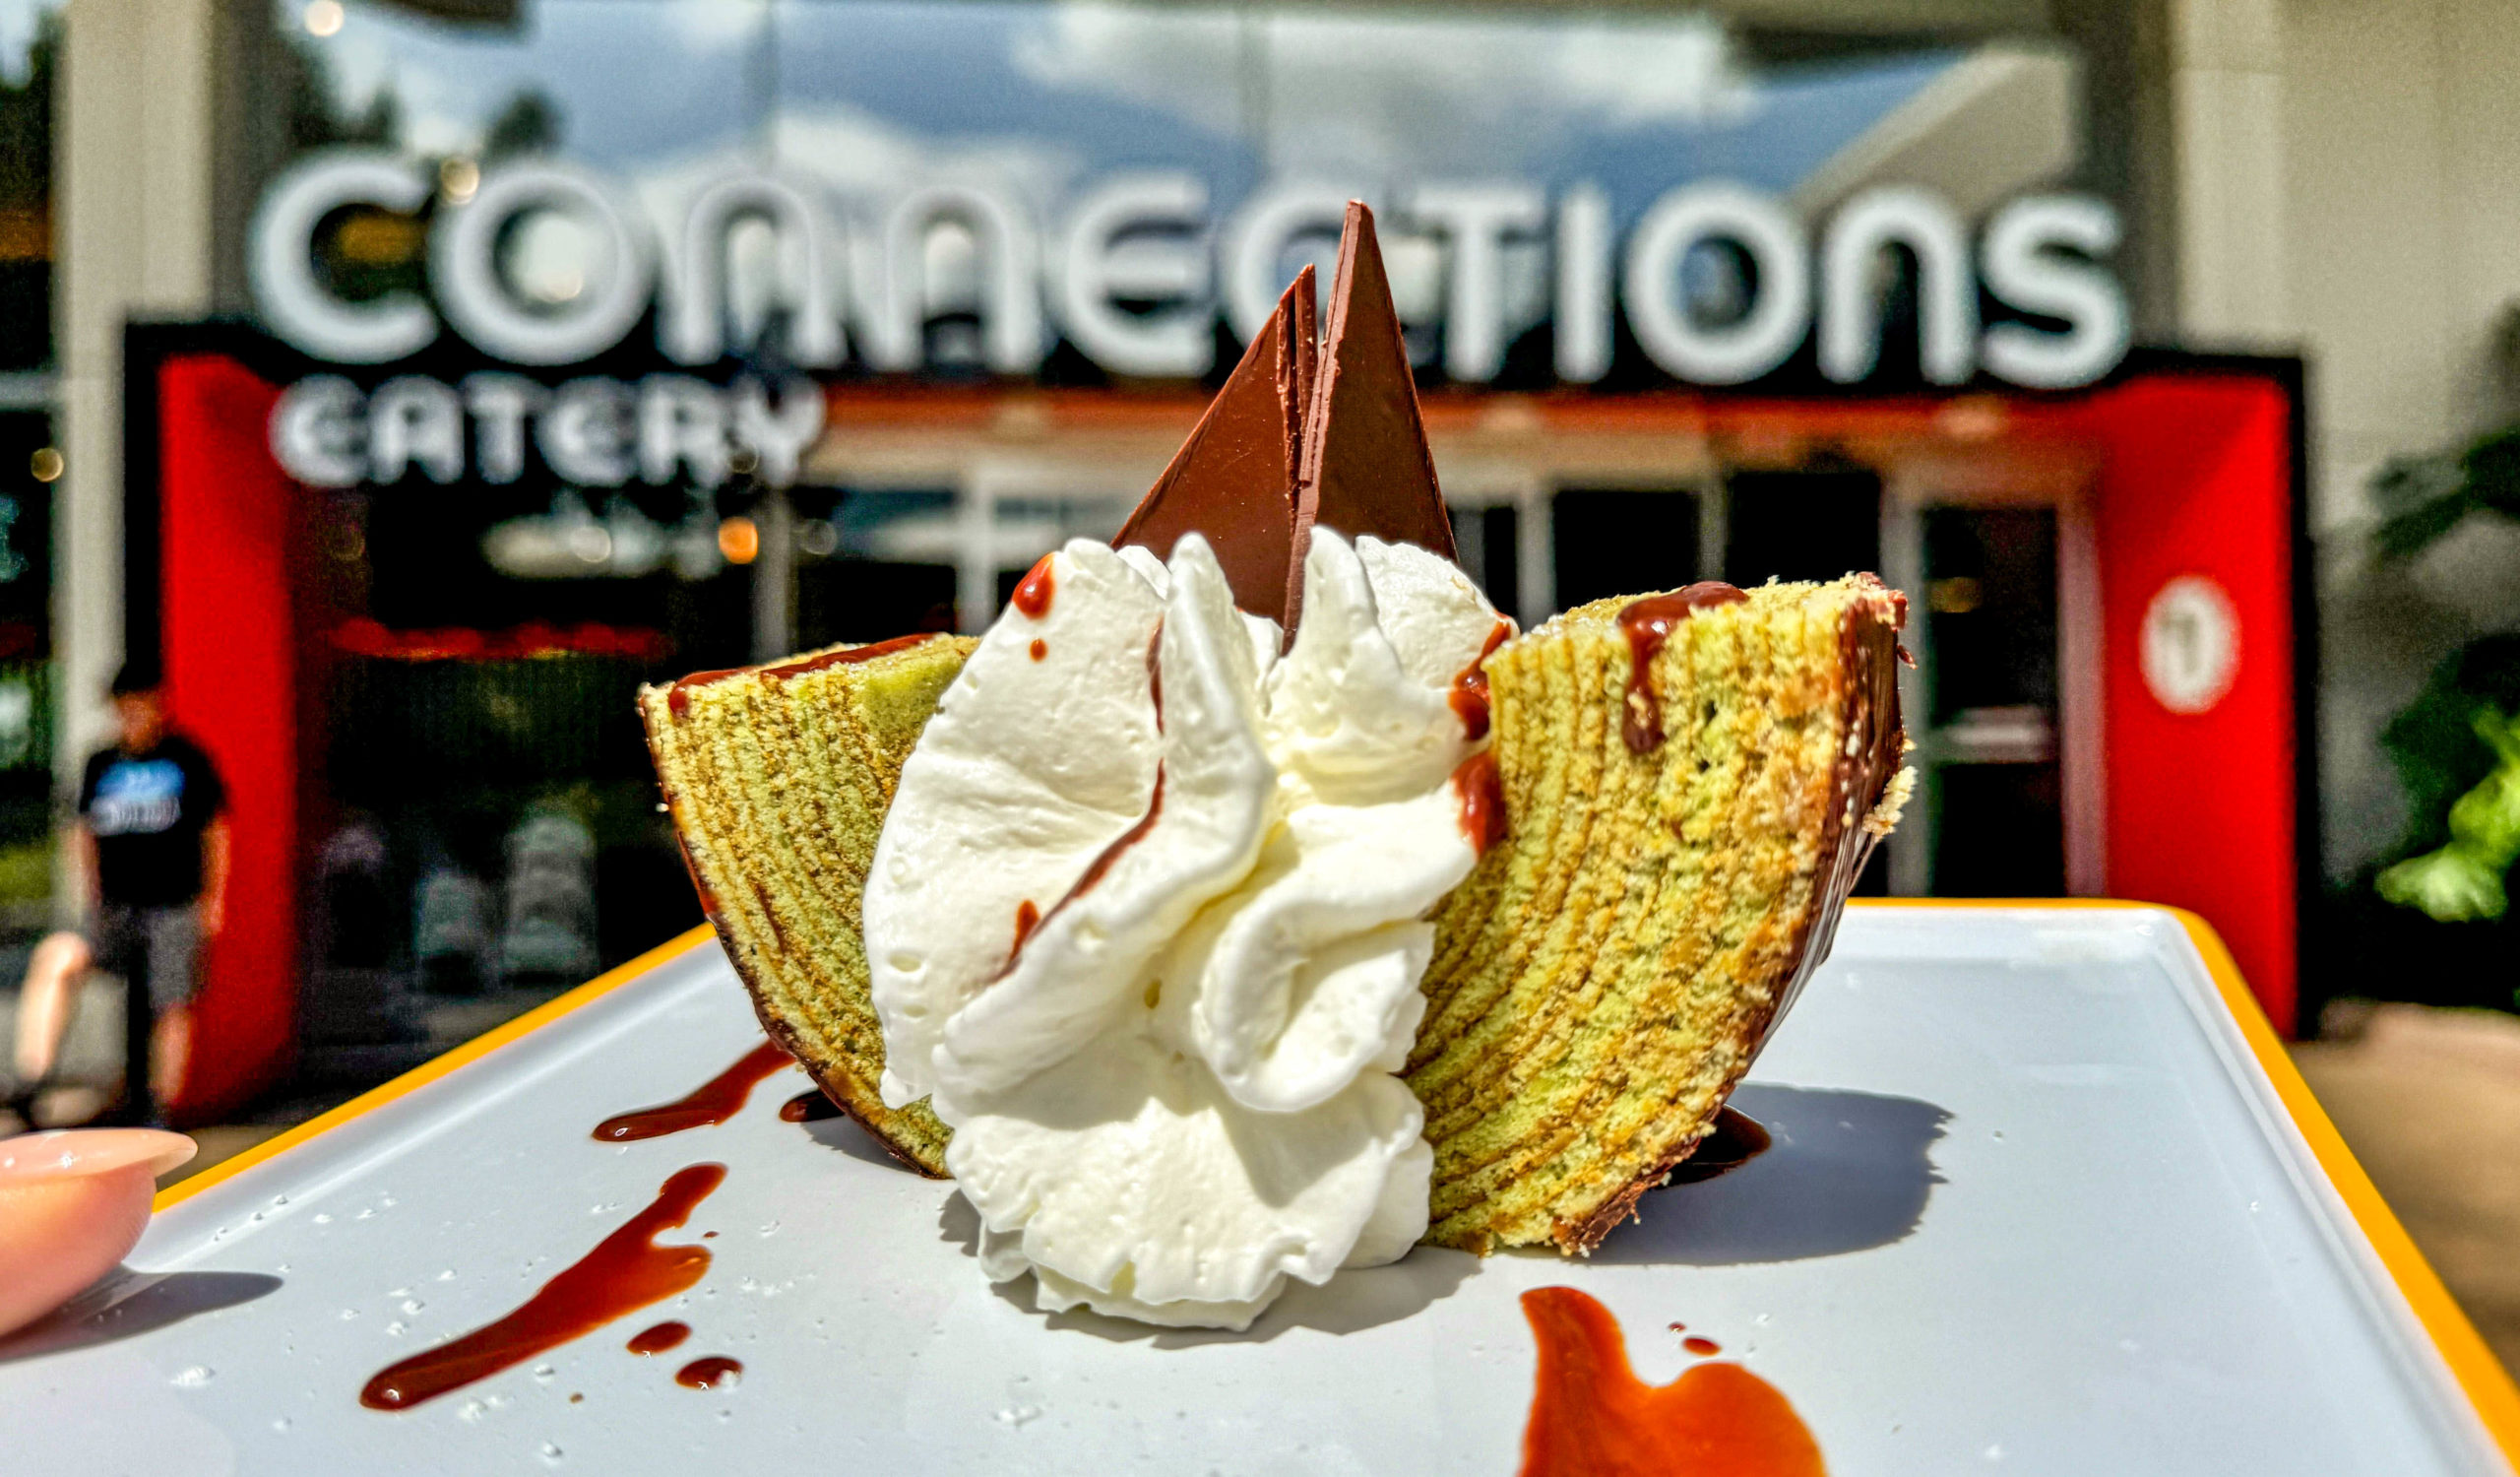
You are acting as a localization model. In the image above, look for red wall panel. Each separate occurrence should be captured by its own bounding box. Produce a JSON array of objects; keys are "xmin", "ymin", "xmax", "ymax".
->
[
  {"xmin": 2080, "ymin": 377, "xmax": 2299, "ymax": 1032},
  {"xmin": 156, "ymin": 356, "xmax": 301, "ymax": 1119}
]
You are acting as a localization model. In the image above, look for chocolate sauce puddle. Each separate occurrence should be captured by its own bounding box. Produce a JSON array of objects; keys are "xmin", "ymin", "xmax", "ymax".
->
[
  {"xmin": 359, "ymin": 1165, "xmax": 725, "ymax": 1411},
  {"xmin": 779, "ymin": 1089, "xmax": 844, "ymax": 1124},
  {"xmin": 626, "ymin": 1319, "xmax": 691, "ymax": 1355},
  {"xmin": 675, "ymin": 1356, "xmax": 743, "ymax": 1390},
  {"xmin": 1518, "ymin": 1286, "xmax": 1822, "ymax": 1477},
  {"xmin": 1665, "ymin": 1107, "xmax": 1772, "ymax": 1187},
  {"xmin": 1616, "ymin": 583, "xmax": 1746, "ymax": 753}
]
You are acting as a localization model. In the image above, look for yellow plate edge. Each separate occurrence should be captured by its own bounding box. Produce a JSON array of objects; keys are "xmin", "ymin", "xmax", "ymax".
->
[
  {"xmin": 145, "ymin": 901, "xmax": 2520, "ymax": 1464},
  {"xmin": 151, "ymin": 924, "xmax": 717, "ymax": 1213},
  {"xmin": 1852, "ymin": 896, "xmax": 2520, "ymax": 1465}
]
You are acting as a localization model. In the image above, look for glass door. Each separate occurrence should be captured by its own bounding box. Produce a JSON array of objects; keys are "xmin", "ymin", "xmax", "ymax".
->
[{"xmin": 1879, "ymin": 453, "xmax": 2102, "ymax": 897}]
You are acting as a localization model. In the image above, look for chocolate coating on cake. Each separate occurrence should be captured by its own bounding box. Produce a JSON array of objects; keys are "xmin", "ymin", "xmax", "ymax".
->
[{"xmin": 1554, "ymin": 578, "xmax": 1908, "ymax": 1253}]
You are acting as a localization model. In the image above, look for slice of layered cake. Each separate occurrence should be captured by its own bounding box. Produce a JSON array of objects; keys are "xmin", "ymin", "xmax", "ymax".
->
[
  {"xmin": 641, "ymin": 201, "xmax": 1908, "ymax": 1322},
  {"xmin": 1412, "ymin": 578, "xmax": 1909, "ymax": 1252},
  {"xmin": 639, "ymin": 635, "xmax": 976, "ymax": 1176}
]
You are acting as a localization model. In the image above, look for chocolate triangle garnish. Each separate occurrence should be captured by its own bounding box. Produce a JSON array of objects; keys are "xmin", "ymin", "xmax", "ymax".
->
[
  {"xmin": 1288, "ymin": 201, "xmax": 1457, "ymax": 627},
  {"xmin": 1111, "ymin": 267, "xmax": 1315, "ymax": 626},
  {"xmin": 1287, "ymin": 266, "xmax": 1318, "ymax": 453}
]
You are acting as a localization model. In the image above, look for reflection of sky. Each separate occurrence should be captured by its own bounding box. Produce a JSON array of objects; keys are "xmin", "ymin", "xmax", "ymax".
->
[
  {"xmin": 1554, "ymin": 59, "xmax": 1954, "ymax": 221},
  {"xmin": 310, "ymin": 0, "xmax": 1954, "ymax": 220},
  {"xmin": 0, "ymin": 0, "xmax": 60, "ymax": 87},
  {"xmin": 781, "ymin": 2, "xmax": 1256, "ymax": 202},
  {"xmin": 306, "ymin": 0, "xmax": 754, "ymax": 165}
]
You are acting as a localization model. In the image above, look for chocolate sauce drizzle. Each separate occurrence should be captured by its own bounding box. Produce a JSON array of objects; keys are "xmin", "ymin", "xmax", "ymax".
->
[
  {"xmin": 664, "ymin": 669, "xmax": 745, "ymax": 719},
  {"xmin": 1615, "ymin": 583, "xmax": 1746, "ymax": 753},
  {"xmin": 1450, "ymin": 618, "xmax": 1513, "ymax": 741},
  {"xmin": 666, "ymin": 634, "xmax": 939, "ymax": 716},
  {"xmin": 1013, "ymin": 554, "xmax": 1056, "ymax": 619},
  {"xmin": 1754, "ymin": 581, "xmax": 1906, "ymax": 1050},
  {"xmin": 1452, "ymin": 750, "xmax": 1507, "ymax": 857},
  {"xmin": 763, "ymin": 633, "xmax": 938, "ymax": 681},
  {"xmin": 359, "ymin": 1165, "xmax": 725, "ymax": 1411},
  {"xmin": 593, "ymin": 1041, "xmax": 794, "ymax": 1143},
  {"xmin": 995, "ymin": 622, "xmax": 1167, "ymax": 981},
  {"xmin": 1071, "ymin": 771, "xmax": 1165, "ymax": 900}
]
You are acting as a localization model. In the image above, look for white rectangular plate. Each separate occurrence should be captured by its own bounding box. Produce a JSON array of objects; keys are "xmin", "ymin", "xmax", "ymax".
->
[{"xmin": 2, "ymin": 904, "xmax": 2509, "ymax": 1475}]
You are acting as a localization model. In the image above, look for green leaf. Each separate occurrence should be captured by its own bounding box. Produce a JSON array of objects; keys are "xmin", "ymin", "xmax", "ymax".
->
[
  {"xmin": 2464, "ymin": 427, "xmax": 2520, "ymax": 519},
  {"xmin": 2377, "ymin": 847, "xmax": 2509, "ymax": 922},
  {"xmin": 2375, "ymin": 492, "xmax": 2480, "ymax": 560}
]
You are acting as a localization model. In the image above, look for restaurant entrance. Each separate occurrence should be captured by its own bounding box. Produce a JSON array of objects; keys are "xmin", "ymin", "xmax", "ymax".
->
[{"xmin": 128, "ymin": 331, "xmax": 2307, "ymax": 1121}]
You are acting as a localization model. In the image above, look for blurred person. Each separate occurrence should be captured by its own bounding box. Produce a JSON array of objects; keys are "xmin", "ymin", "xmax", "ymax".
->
[
  {"xmin": 11, "ymin": 929, "xmax": 94, "ymax": 1082},
  {"xmin": 71, "ymin": 663, "xmax": 228, "ymax": 1124},
  {"xmin": 8, "ymin": 930, "xmax": 92, "ymax": 1119}
]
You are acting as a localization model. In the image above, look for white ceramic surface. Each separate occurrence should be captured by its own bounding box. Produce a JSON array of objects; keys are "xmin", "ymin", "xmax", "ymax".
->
[{"xmin": 0, "ymin": 906, "xmax": 2503, "ymax": 1475}]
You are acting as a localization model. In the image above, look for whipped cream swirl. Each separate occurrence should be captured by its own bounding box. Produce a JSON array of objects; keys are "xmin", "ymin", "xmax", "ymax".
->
[{"xmin": 864, "ymin": 530, "xmax": 1503, "ymax": 1328}]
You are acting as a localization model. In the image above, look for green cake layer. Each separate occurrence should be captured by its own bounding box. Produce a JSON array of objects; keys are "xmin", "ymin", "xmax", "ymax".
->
[
  {"xmin": 640, "ymin": 634, "xmax": 976, "ymax": 1177},
  {"xmin": 1407, "ymin": 576, "xmax": 1908, "ymax": 1252}
]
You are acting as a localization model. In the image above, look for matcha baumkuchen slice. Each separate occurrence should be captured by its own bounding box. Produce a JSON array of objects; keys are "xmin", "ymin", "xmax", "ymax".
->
[
  {"xmin": 639, "ymin": 633, "xmax": 976, "ymax": 1176},
  {"xmin": 1408, "ymin": 575, "xmax": 1909, "ymax": 1252}
]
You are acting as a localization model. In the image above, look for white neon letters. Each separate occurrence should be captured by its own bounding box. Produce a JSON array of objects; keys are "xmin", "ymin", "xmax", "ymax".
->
[
  {"xmin": 248, "ymin": 152, "xmax": 2129, "ymax": 391},
  {"xmin": 1623, "ymin": 184, "xmax": 1810, "ymax": 386},
  {"xmin": 1552, "ymin": 183, "xmax": 1615, "ymax": 385},
  {"xmin": 1981, "ymin": 195, "xmax": 2132, "ymax": 391},
  {"xmin": 250, "ymin": 153, "xmax": 438, "ymax": 364},
  {"xmin": 1408, "ymin": 182, "xmax": 1546, "ymax": 383},
  {"xmin": 664, "ymin": 175, "xmax": 845, "ymax": 369},
  {"xmin": 859, "ymin": 185, "xmax": 1045, "ymax": 375},
  {"xmin": 1057, "ymin": 174, "xmax": 1212, "ymax": 378},
  {"xmin": 1820, "ymin": 186, "xmax": 1975, "ymax": 385},
  {"xmin": 431, "ymin": 161, "xmax": 656, "ymax": 366},
  {"xmin": 271, "ymin": 374, "xmax": 824, "ymax": 492}
]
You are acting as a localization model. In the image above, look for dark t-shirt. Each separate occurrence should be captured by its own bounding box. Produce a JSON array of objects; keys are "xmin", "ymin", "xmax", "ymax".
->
[{"xmin": 79, "ymin": 734, "xmax": 226, "ymax": 907}]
